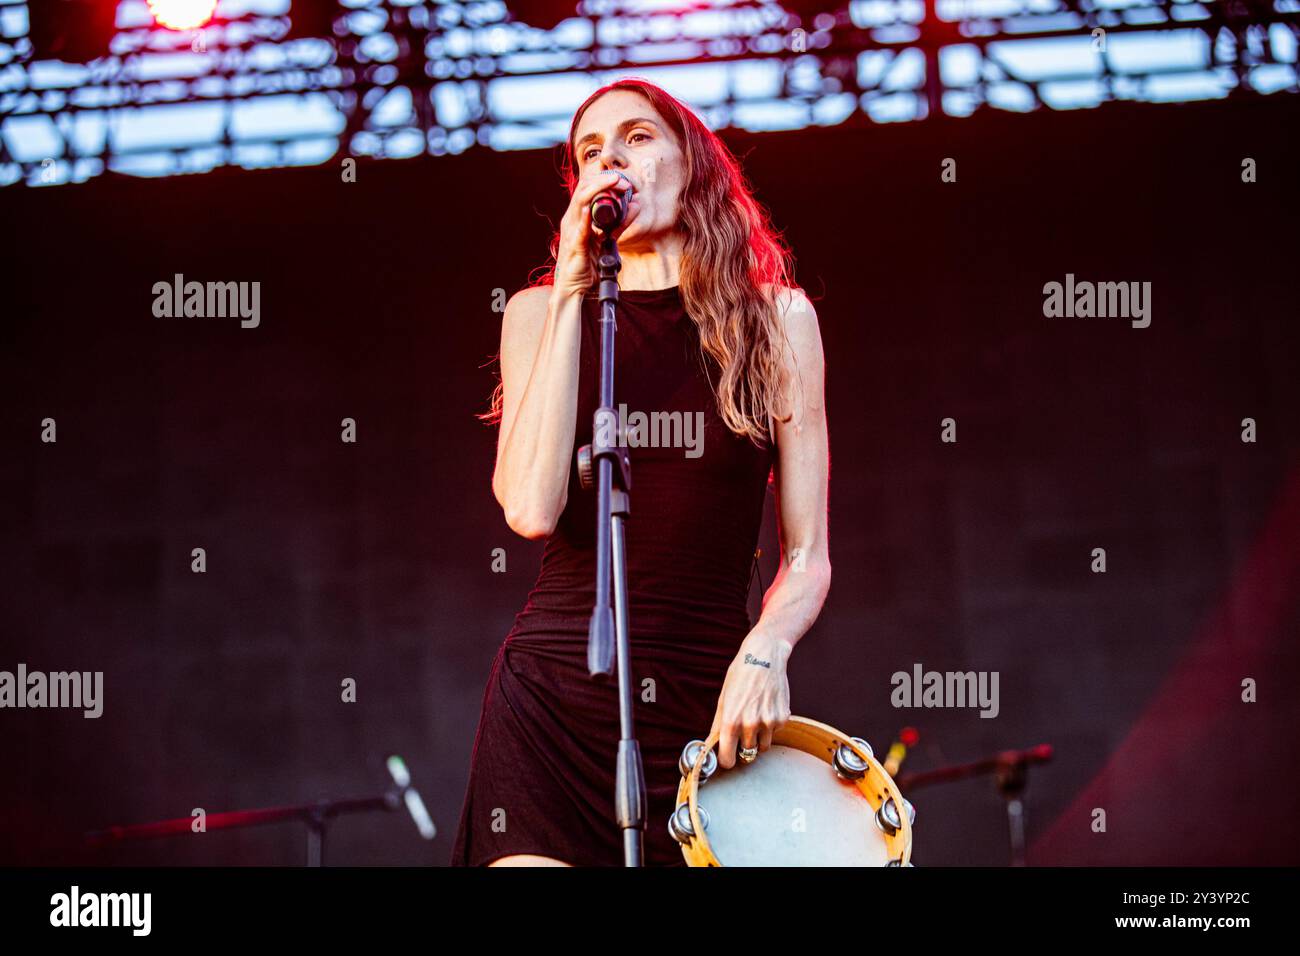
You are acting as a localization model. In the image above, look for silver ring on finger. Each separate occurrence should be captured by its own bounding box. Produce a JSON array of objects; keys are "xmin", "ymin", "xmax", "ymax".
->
[{"xmin": 738, "ymin": 745, "xmax": 759, "ymax": 764}]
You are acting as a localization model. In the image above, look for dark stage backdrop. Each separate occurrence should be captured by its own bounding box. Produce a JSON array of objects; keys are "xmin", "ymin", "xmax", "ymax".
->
[{"xmin": 2, "ymin": 95, "xmax": 1297, "ymax": 866}]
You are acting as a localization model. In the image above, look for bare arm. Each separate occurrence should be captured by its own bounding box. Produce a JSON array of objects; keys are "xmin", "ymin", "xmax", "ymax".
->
[
  {"xmin": 752, "ymin": 286, "xmax": 832, "ymax": 656},
  {"xmin": 709, "ymin": 286, "xmax": 831, "ymax": 768},
  {"xmin": 491, "ymin": 285, "xmax": 585, "ymax": 539},
  {"xmin": 491, "ymin": 169, "xmax": 631, "ymax": 539}
]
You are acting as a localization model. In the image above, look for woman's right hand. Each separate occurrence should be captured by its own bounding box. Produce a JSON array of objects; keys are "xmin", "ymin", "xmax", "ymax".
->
[{"xmin": 552, "ymin": 169, "xmax": 634, "ymax": 299}]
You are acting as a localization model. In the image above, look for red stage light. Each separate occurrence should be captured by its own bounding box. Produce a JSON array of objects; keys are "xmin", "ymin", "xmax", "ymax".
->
[{"xmin": 147, "ymin": 0, "xmax": 218, "ymax": 31}]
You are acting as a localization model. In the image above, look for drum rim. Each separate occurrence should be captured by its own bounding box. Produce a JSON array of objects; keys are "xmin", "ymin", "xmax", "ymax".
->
[{"xmin": 677, "ymin": 714, "xmax": 913, "ymax": 867}]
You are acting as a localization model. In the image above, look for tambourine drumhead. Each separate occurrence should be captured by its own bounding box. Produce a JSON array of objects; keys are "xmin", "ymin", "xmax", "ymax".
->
[
  {"xmin": 692, "ymin": 745, "xmax": 890, "ymax": 865},
  {"xmin": 674, "ymin": 716, "xmax": 913, "ymax": 867}
]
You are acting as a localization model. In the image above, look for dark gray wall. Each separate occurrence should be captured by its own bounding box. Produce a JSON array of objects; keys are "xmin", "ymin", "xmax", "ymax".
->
[{"xmin": 2, "ymin": 94, "xmax": 1297, "ymax": 865}]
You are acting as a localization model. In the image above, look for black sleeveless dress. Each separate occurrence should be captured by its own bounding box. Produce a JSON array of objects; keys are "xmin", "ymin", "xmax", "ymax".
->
[{"xmin": 449, "ymin": 284, "xmax": 776, "ymax": 866}]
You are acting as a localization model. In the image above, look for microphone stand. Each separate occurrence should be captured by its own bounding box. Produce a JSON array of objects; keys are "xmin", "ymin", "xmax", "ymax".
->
[
  {"xmin": 577, "ymin": 229, "xmax": 646, "ymax": 867},
  {"xmin": 996, "ymin": 754, "xmax": 1030, "ymax": 868},
  {"xmin": 895, "ymin": 744, "xmax": 1052, "ymax": 867},
  {"xmin": 84, "ymin": 755, "xmax": 436, "ymax": 866}
]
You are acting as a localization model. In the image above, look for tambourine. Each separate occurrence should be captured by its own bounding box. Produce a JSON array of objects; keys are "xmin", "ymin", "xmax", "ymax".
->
[{"xmin": 669, "ymin": 715, "xmax": 915, "ymax": 866}]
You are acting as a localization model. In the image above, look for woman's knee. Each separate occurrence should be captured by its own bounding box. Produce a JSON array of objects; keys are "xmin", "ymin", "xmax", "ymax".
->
[{"xmin": 488, "ymin": 853, "xmax": 572, "ymax": 867}]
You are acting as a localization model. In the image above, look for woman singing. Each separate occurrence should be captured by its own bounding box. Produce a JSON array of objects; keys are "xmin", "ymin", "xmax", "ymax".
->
[{"xmin": 450, "ymin": 78, "xmax": 830, "ymax": 867}]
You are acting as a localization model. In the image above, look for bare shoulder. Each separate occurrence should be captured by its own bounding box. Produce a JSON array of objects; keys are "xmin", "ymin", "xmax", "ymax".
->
[
  {"xmin": 761, "ymin": 283, "xmax": 822, "ymax": 353},
  {"xmin": 503, "ymin": 284, "xmax": 553, "ymax": 324},
  {"xmin": 499, "ymin": 285, "xmax": 554, "ymax": 353}
]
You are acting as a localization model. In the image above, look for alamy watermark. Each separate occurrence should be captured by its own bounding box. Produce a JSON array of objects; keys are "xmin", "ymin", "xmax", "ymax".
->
[
  {"xmin": 0, "ymin": 664, "xmax": 102, "ymax": 718},
  {"xmin": 594, "ymin": 404, "xmax": 705, "ymax": 459},
  {"xmin": 891, "ymin": 664, "xmax": 999, "ymax": 718},
  {"xmin": 50, "ymin": 886, "xmax": 150, "ymax": 936},
  {"xmin": 1042, "ymin": 273, "xmax": 1151, "ymax": 328},
  {"xmin": 152, "ymin": 274, "xmax": 260, "ymax": 328}
]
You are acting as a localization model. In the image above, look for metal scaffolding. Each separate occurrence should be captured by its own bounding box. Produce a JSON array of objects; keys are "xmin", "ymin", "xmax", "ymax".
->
[{"xmin": 1, "ymin": 0, "xmax": 1296, "ymax": 186}]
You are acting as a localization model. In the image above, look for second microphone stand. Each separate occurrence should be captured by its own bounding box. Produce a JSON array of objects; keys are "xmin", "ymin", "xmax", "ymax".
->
[{"xmin": 576, "ymin": 231, "xmax": 646, "ymax": 867}]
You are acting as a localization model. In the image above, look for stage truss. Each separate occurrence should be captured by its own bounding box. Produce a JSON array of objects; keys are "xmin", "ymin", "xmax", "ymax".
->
[{"xmin": 0, "ymin": 0, "xmax": 1296, "ymax": 186}]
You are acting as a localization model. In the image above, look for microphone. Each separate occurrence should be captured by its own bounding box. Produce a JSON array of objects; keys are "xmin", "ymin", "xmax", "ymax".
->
[
  {"xmin": 590, "ymin": 173, "xmax": 632, "ymax": 232},
  {"xmin": 386, "ymin": 754, "xmax": 436, "ymax": 840}
]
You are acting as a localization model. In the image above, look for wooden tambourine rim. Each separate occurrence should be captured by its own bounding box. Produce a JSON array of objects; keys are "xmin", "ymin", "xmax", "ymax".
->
[{"xmin": 677, "ymin": 715, "xmax": 913, "ymax": 867}]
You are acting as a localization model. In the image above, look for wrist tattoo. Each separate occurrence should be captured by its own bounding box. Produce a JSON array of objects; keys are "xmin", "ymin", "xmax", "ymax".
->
[{"xmin": 743, "ymin": 653, "xmax": 771, "ymax": 669}]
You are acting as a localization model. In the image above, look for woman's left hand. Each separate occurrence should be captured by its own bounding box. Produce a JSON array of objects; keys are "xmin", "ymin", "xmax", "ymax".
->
[{"xmin": 709, "ymin": 632, "xmax": 793, "ymax": 769}]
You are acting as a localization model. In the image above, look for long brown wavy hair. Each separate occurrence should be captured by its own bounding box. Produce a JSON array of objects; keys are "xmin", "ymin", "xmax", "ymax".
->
[{"xmin": 478, "ymin": 78, "xmax": 803, "ymax": 449}]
